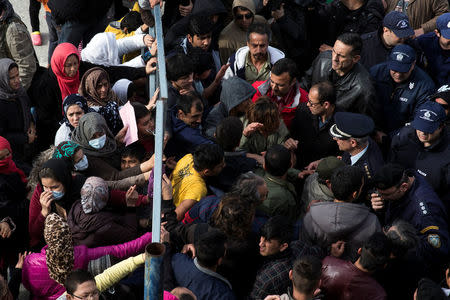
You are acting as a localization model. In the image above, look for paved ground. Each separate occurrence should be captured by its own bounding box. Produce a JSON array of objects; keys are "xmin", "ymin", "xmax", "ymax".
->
[{"xmin": 10, "ymin": 0, "xmax": 49, "ymax": 66}]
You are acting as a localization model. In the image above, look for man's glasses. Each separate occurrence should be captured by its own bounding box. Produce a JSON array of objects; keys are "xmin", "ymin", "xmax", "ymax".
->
[
  {"xmin": 236, "ymin": 13, "xmax": 253, "ymax": 20},
  {"xmin": 71, "ymin": 290, "xmax": 100, "ymax": 300},
  {"xmin": 307, "ymin": 99, "xmax": 322, "ymax": 107}
]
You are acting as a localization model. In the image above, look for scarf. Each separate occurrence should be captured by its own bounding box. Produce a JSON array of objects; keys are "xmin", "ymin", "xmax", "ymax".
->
[
  {"xmin": 51, "ymin": 43, "xmax": 81, "ymax": 102},
  {"xmin": 78, "ymin": 67, "xmax": 120, "ymax": 107},
  {"xmin": 52, "ymin": 140, "xmax": 81, "ymax": 161},
  {"xmin": 81, "ymin": 32, "xmax": 121, "ymax": 67},
  {"xmin": 112, "ymin": 78, "xmax": 132, "ymax": 105},
  {"xmin": 80, "ymin": 176, "xmax": 109, "ymax": 214},
  {"xmin": 0, "ymin": 136, "xmax": 27, "ymax": 183},
  {"xmin": 44, "ymin": 213, "xmax": 74, "ymax": 285},
  {"xmin": 0, "ymin": 58, "xmax": 31, "ymax": 134},
  {"xmin": 71, "ymin": 112, "xmax": 117, "ymax": 157},
  {"xmin": 61, "ymin": 94, "xmax": 89, "ymax": 129}
]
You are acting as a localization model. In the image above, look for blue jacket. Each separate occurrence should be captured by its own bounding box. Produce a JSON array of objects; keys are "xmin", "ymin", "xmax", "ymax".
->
[
  {"xmin": 164, "ymin": 109, "xmax": 214, "ymax": 160},
  {"xmin": 370, "ymin": 64, "xmax": 435, "ymax": 133},
  {"xmin": 417, "ymin": 32, "xmax": 450, "ymax": 86},
  {"xmin": 389, "ymin": 126, "xmax": 450, "ymax": 201},
  {"xmin": 172, "ymin": 254, "xmax": 236, "ymax": 300},
  {"xmin": 383, "ymin": 174, "xmax": 449, "ymax": 273}
]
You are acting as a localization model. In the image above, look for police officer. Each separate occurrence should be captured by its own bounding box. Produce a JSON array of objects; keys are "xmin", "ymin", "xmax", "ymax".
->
[
  {"xmin": 389, "ymin": 101, "xmax": 450, "ymax": 202},
  {"xmin": 371, "ymin": 163, "xmax": 449, "ymax": 278},
  {"xmin": 370, "ymin": 44, "xmax": 435, "ymax": 134},
  {"xmin": 328, "ymin": 112, "xmax": 385, "ymax": 189}
]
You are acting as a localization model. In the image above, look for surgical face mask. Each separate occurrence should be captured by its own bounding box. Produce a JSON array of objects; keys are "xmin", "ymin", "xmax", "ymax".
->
[
  {"xmin": 89, "ymin": 134, "xmax": 106, "ymax": 149},
  {"xmin": 52, "ymin": 190, "xmax": 65, "ymax": 200},
  {"xmin": 74, "ymin": 155, "xmax": 89, "ymax": 171}
]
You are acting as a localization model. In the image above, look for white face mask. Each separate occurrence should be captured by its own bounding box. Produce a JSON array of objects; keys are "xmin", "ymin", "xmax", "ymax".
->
[
  {"xmin": 74, "ymin": 154, "xmax": 89, "ymax": 171},
  {"xmin": 88, "ymin": 134, "xmax": 106, "ymax": 150}
]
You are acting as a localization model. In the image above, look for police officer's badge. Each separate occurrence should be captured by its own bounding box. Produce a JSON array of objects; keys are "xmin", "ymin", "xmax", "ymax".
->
[{"xmin": 427, "ymin": 234, "xmax": 441, "ymax": 248}]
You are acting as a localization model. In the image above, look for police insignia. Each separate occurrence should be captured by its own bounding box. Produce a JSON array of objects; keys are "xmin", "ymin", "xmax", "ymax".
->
[{"xmin": 427, "ymin": 234, "xmax": 441, "ymax": 248}]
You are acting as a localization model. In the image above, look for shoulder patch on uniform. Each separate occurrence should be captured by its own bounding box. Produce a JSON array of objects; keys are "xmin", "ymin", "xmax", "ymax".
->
[
  {"xmin": 427, "ymin": 234, "xmax": 441, "ymax": 248},
  {"xmin": 420, "ymin": 226, "xmax": 439, "ymax": 234}
]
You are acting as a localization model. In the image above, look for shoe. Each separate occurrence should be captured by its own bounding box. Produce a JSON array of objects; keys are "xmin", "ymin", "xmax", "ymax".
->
[{"xmin": 31, "ymin": 31, "xmax": 41, "ymax": 46}]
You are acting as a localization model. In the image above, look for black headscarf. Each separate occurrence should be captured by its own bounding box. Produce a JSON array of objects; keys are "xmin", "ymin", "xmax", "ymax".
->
[
  {"xmin": 61, "ymin": 94, "xmax": 89, "ymax": 130},
  {"xmin": 39, "ymin": 158, "xmax": 86, "ymax": 212}
]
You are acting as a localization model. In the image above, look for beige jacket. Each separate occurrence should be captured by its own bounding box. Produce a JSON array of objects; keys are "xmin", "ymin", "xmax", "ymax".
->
[
  {"xmin": 218, "ymin": 0, "xmax": 266, "ymax": 64},
  {"xmin": 385, "ymin": 0, "xmax": 449, "ymax": 33}
]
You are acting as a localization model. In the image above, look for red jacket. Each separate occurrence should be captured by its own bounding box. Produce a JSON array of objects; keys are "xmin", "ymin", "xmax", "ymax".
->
[{"xmin": 252, "ymin": 80, "xmax": 308, "ymax": 129}]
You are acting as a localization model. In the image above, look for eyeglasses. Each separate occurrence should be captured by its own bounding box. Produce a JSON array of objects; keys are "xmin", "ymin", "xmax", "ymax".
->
[
  {"xmin": 71, "ymin": 290, "xmax": 100, "ymax": 300},
  {"xmin": 236, "ymin": 13, "xmax": 253, "ymax": 20},
  {"xmin": 307, "ymin": 99, "xmax": 322, "ymax": 107}
]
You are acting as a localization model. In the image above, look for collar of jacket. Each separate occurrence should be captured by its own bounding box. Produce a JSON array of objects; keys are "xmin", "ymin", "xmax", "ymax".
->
[{"xmin": 194, "ymin": 257, "xmax": 233, "ymax": 289}]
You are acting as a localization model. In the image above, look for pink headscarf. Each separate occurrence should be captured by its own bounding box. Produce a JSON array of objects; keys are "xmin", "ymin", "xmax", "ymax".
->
[{"xmin": 51, "ymin": 43, "xmax": 81, "ymax": 102}]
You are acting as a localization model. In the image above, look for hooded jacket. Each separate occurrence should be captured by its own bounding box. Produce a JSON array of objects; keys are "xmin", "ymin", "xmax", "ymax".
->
[
  {"xmin": 204, "ymin": 76, "xmax": 256, "ymax": 138},
  {"xmin": 218, "ymin": 0, "xmax": 267, "ymax": 64},
  {"xmin": 300, "ymin": 50, "xmax": 377, "ymax": 119},
  {"xmin": 224, "ymin": 46, "xmax": 285, "ymax": 82},
  {"xmin": 0, "ymin": 0, "xmax": 37, "ymax": 90},
  {"xmin": 301, "ymin": 201, "xmax": 381, "ymax": 260},
  {"xmin": 22, "ymin": 232, "xmax": 152, "ymax": 300}
]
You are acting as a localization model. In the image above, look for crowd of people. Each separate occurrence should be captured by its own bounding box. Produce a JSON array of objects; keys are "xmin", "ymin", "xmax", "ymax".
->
[{"xmin": 0, "ymin": 0, "xmax": 449, "ymax": 298}]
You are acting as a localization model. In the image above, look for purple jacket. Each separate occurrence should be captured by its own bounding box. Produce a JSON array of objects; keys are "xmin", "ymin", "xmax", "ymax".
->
[{"xmin": 22, "ymin": 232, "xmax": 152, "ymax": 300}]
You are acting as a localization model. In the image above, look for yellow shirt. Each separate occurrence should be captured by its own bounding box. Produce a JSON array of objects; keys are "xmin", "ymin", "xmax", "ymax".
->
[{"xmin": 171, "ymin": 154, "xmax": 207, "ymax": 207}]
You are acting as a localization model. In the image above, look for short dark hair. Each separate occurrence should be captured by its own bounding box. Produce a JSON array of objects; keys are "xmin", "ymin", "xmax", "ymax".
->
[
  {"xmin": 8, "ymin": 62, "xmax": 18, "ymax": 72},
  {"xmin": 188, "ymin": 47, "xmax": 214, "ymax": 75},
  {"xmin": 359, "ymin": 233, "xmax": 392, "ymax": 273},
  {"xmin": 131, "ymin": 102, "xmax": 150, "ymax": 121},
  {"xmin": 311, "ymin": 81, "xmax": 336, "ymax": 105},
  {"xmin": 120, "ymin": 11, "xmax": 142, "ymax": 31},
  {"xmin": 194, "ymin": 228, "xmax": 227, "ymax": 268},
  {"xmin": 336, "ymin": 32, "xmax": 363, "ymax": 56},
  {"xmin": 188, "ymin": 15, "xmax": 214, "ymax": 37},
  {"xmin": 140, "ymin": 9, "xmax": 155, "ymax": 27},
  {"xmin": 264, "ymin": 144, "xmax": 291, "ymax": 177},
  {"xmin": 247, "ymin": 23, "xmax": 271, "ymax": 42},
  {"xmin": 386, "ymin": 220, "xmax": 419, "ymax": 258},
  {"xmin": 176, "ymin": 92, "xmax": 203, "ymax": 114},
  {"xmin": 64, "ymin": 269, "xmax": 95, "ymax": 296},
  {"xmin": 166, "ymin": 53, "xmax": 193, "ymax": 82},
  {"xmin": 260, "ymin": 215, "xmax": 293, "ymax": 244},
  {"xmin": 121, "ymin": 142, "xmax": 146, "ymax": 162},
  {"xmin": 193, "ymin": 143, "xmax": 224, "ymax": 172},
  {"xmin": 291, "ymin": 256, "xmax": 322, "ymax": 295},
  {"xmin": 271, "ymin": 58, "xmax": 298, "ymax": 80},
  {"xmin": 233, "ymin": 5, "xmax": 252, "ymax": 15},
  {"xmin": 330, "ymin": 166, "xmax": 364, "ymax": 201},
  {"xmin": 215, "ymin": 116, "xmax": 243, "ymax": 151}
]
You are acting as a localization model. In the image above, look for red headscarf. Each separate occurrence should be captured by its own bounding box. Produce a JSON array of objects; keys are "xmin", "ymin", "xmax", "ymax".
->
[
  {"xmin": 0, "ymin": 136, "xmax": 27, "ymax": 183},
  {"xmin": 51, "ymin": 43, "xmax": 81, "ymax": 102}
]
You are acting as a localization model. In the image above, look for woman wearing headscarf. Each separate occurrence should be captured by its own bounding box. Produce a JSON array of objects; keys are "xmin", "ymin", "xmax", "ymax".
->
[
  {"xmin": 0, "ymin": 136, "xmax": 29, "ymax": 272},
  {"xmin": 28, "ymin": 42, "xmax": 155, "ymax": 151},
  {"xmin": 54, "ymin": 94, "xmax": 90, "ymax": 146},
  {"xmin": 72, "ymin": 112, "xmax": 155, "ymax": 181},
  {"xmin": 28, "ymin": 158, "xmax": 85, "ymax": 249},
  {"xmin": 78, "ymin": 67, "xmax": 123, "ymax": 135},
  {"xmin": 67, "ymin": 177, "xmax": 138, "ymax": 248},
  {"xmin": 0, "ymin": 58, "xmax": 35, "ymax": 163},
  {"xmin": 22, "ymin": 213, "xmax": 152, "ymax": 300}
]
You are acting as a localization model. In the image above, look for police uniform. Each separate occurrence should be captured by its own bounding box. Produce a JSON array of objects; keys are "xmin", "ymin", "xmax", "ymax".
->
[
  {"xmin": 329, "ymin": 112, "xmax": 385, "ymax": 189},
  {"xmin": 375, "ymin": 166, "xmax": 450, "ymax": 275}
]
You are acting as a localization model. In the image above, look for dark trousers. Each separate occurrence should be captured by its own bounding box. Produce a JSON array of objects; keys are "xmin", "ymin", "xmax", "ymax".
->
[
  {"xmin": 45, "ymin": 12, "xmax": 59, "ymax": 63},
  {"xmin": 58, "ymin": 15, "xmax": 109, "ymax": 48},
  {"xmin": 29, "ymin": 0, "xmax": 41, "ymax": 32}
]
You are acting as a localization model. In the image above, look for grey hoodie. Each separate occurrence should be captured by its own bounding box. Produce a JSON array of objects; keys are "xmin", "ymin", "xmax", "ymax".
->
[
  {"xmin": 301, "ymin": 201, "xmax": 381, "ymax": 261},
  {"xmin": 204, "ymin": 76, "xmax": 256, "ymax": 138}
]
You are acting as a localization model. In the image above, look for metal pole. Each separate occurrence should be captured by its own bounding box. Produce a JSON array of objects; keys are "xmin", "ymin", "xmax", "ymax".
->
[{"xmin": 144, "ymin": 243, "xmax": 166, "ymax": 300}]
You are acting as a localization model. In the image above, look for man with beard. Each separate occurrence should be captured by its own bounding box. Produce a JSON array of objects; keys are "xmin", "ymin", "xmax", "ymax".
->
[
  {"xmin": 165, "ymin": 92, "xmax": 214, "ymax": 160},
  {"xmin": 223, "ymin": 23, "xmax": 285, "ymax": 83}
]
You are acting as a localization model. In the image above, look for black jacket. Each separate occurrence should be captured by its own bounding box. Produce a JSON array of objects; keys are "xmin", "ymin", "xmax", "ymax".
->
[
  {"xmin": 290, "ymin": 103, "xmax": 340, "ymax": 169},
  {"xmin": 48, "ymin": 0, "xmax": 113, "ymax": 24},
  {"xmin": 318, "ymin": 0, "xmax": 384, "ymax": 45},
  {"xmin": 360, "ymin": 29, "xmax": 391, "ymax": 70},
  {"xmin": 300, "ymin": 50, "xmax": 377, "ymax": 119}
]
